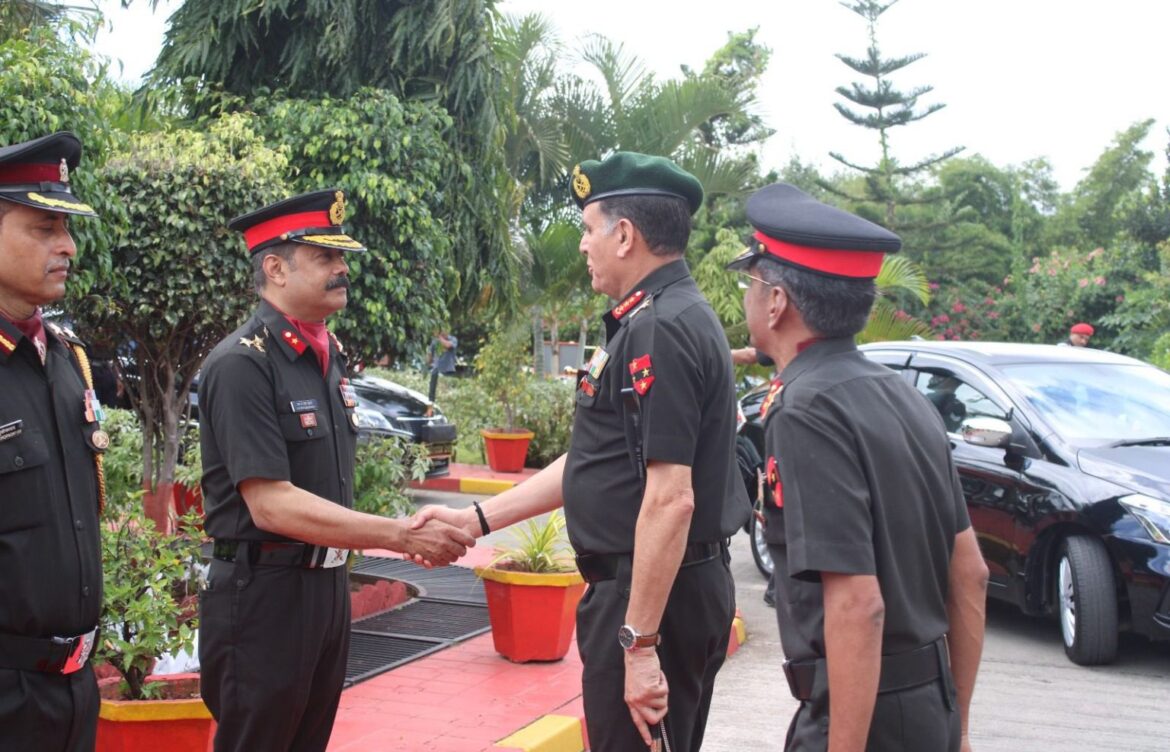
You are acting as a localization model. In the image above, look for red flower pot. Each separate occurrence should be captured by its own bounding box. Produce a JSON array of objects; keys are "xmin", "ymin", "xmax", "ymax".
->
[
  {"xmin": 480, "ymin": 429, "xmax": 535, "ymax": 473},
  {"xmin": 475, "ymin": 567, "xmax": 586, "ymax": 662},
  {"xmin": 96, "ymin": 674, "xmax": 215, "ymax": 752},
  {"xmin": 172, "ymin": 483, "xmax": 204, "ymax": 518}
]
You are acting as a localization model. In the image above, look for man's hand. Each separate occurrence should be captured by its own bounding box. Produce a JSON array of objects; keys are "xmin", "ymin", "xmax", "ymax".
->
[
  {"xmin": 400, "ymin": 518, "xmax": 474, "ymax": 567},
  {"xmin": 411, "ymin": 504, "xmax": 479, "ymax": 538},
  {"xmin": 624, "ymin": 648, "xmax": 668, "ymax": 747},
  {"xmin": 961, "ymin": 735, "xmax": 973, "ymax": 752}
]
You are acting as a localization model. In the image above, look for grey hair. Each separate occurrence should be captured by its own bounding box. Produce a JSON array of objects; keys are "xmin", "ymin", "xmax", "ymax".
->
[
  {"xmin": 252, "ymin": 242, "xmax": 298, "ymax": 293},
  {"xmin": 594, "ymin": 194, "xmax": 691, "ymax": 256},
  {"xmin": 755, "ymin": 259, "xmax": 877, "ymax": 338}
]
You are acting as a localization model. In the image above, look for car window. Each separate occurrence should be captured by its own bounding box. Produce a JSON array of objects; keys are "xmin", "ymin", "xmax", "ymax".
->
[
  {"xmin": 999, "ymin": 362, "xmax": 1170, "ymax": 443},
  {"xmin": 915, "ymin": 370, "xmax": 1008, "ymax": 433}
]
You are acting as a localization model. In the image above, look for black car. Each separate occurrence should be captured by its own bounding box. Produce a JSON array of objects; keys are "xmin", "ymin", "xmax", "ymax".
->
[
  {"xmin": 347, "ymin": 373, "xmax": 456, "ymax": 477},
  {"xmin": 741, "ymin": 341, "xmax": 1170, "ymax": 665},
  {"xmin": 189, "ymin": 372, "xmax": 456, "ymax": 477}
]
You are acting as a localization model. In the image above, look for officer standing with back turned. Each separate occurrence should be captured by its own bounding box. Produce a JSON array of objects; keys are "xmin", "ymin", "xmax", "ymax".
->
[
  {"xmin": 414, "ymin": 152, "xmax": 750, "ymax": 751},
  {"xmin": 728, "ymin": 183, "xmax": 989, "ymax": 751},
  {"xmin": 0, "ymin": 132, "xmax": 106, "ymax": 751}
]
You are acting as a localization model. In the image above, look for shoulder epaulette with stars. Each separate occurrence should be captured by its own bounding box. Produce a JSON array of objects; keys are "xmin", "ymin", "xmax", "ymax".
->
[{"xmin": 46, "ymin": 321, "xmax": 84, "ymax": 346}]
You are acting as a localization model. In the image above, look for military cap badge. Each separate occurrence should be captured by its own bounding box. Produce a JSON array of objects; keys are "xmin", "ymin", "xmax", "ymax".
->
[
  {"xmin": 329, "ymin": 190, "xmax": 346, "ymax": 226},
  {"xmin": 571, "ymin": 164, "xmax": 591, "ymax": 201}
]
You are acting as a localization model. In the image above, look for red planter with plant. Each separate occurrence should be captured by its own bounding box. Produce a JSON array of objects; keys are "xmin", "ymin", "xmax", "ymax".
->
[
  {"xmin": 476, "ymin": 567, "xmax": 585, "ymax": 661},
  {"xmin": 97, "ymin": 674, "xmax": 214, "ymax": 752}
]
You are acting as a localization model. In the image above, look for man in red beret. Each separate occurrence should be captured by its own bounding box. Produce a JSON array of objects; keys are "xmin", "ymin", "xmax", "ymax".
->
[{"xmin": 1067, "ymin": 322, "xmax": 1094, "ymax": 347}]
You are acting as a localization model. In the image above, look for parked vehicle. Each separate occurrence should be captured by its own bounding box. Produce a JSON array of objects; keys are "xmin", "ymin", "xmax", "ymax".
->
[{"xmin": 740, "ymin": 341, "xmax": 1170, "ymax": 666}]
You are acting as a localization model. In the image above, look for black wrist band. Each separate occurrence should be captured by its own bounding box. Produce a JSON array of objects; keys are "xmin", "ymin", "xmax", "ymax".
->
[{"xmin": 472, "ymin": 501, "xmax": 490, "ymax": 536}]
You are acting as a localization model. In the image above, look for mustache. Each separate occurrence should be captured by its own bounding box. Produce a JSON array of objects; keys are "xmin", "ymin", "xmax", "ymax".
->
[
  {"xmin": 46, "ymin": 261, "xmax": 71, "ymax": 274},
  {"xmin": 325, "ymin": 275, "xmax": 350, "ymax": 291}
]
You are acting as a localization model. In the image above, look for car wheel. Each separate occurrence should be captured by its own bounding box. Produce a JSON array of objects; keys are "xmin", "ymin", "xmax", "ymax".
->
[
  {"xmin": 1057, "ymin": 535, "xmax": 1119, "ymax": 666},
  {"xmin": 749, "ymin": 512, "xmax": 773, "ymax": 579}
]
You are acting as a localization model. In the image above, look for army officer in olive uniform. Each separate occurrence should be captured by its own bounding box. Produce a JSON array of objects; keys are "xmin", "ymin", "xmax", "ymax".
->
[
  {"xmin": 0, "ymin": 132, "xmax": 106, "ymax": 751},
  {"xmin": 728, "ymin": 183, "xmax": 990, "ymax": 751},
  {"xmin": 414, "ymin": 152, "xmax": 749, "ymax": 751},
  {"xmin": 198, "ymin": 189, "xmax": 474, "ymax": 752}
]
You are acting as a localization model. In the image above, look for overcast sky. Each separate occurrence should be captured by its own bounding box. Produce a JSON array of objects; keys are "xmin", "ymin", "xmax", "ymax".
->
[{"xmin": 93, "ymin": 0, "xmax": 1170, "ymax": 191}]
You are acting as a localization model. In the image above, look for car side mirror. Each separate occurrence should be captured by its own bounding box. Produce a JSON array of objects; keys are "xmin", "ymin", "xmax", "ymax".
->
[{"xmin": 961, "ymin": 416, "xmax": 1013, "ymax": 448}]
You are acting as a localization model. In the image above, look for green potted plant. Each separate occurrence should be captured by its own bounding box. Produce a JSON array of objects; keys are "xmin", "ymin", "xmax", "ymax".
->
[
  {"xmin": 475, "ymin": 322, "xmax": 536, "ymax": 472},
  {"xmin": 475, "ymin": 511, "xmax": 586, "ymax": 662},
  {"xmin": 91, "ymin": 409, "xmax": 213, "ymax": 752}
]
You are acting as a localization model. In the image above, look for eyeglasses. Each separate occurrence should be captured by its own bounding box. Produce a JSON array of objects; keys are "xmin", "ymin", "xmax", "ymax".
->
[{"xmin": 736, "ymin": 271, "xmax": 772, "ymax": 290}]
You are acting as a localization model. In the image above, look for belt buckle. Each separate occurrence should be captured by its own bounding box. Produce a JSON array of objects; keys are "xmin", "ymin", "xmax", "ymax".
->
[
  {"xmin": 310, "ymin": 546, "xmax": 349, "ymax": 569},
  {"xmin": 56, "ymin": 629, "xmax": 96, "ymax": 675}
]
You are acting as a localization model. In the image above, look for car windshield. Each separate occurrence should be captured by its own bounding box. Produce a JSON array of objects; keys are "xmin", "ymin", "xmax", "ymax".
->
[{"xmin": 1000, "ymin": 362, "xmax": 1170, "ymax": 443}]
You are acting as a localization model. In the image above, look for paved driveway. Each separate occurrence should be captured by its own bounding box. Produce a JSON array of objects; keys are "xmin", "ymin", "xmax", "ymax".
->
[{"xmin": 704, "ymin": 531, "xmax": 1170, "ymax": 752}]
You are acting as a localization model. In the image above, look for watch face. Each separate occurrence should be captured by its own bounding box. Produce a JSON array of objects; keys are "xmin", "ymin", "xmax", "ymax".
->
[{"xmin": 618, "ymin": 624, "xmax": 637, "ymax": 650}]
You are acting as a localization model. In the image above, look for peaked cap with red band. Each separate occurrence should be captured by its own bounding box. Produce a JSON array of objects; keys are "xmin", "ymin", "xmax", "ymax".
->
[
  {"xmin": 0, "ymin": 131, "xmax": 96, "ymax": 217},
  {"xmin": 228, "ymin": 188, "xmax": 367, "ymax": 255},
  {"xmin": 725, "ymin": 183, "xmax": 901, "ymax": 279}
]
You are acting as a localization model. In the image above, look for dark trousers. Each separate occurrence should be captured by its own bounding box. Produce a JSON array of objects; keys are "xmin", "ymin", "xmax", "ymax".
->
[
  {"xmin": 576, "ymin": 554, "xmax": 735, "ymax": 752},
  {"xmin": 199, "ymin": 557, "xmax": 350, "ymax": 752},
  {"xmin": 770, "ymin": 547, "xmax": 960, "ymax": 752},
  {"xmin": 428, "ymin": 370, "xmax": 440, "ymax": 402},
  {"xmin": 0, "ymin": 664, "xmax": 98, "ymax": 752}
]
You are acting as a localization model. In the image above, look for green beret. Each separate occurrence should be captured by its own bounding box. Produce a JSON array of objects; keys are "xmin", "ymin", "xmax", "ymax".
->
[{"xmin": 570, "ymin": 151, "xmax": 703, "ymax": 215}]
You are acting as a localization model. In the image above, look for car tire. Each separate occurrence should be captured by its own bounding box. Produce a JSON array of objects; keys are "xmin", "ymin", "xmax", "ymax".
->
[
  {"xmin": 1057, "ymin": 535, "xmax": 1119, "ymax": 666},
  {"xmin": 749, "ymin": 512, "xmax": 773, "ymax": 580}
]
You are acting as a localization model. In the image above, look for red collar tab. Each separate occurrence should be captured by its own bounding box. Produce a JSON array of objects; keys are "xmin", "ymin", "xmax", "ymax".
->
[
  {"xmin": 280, "ymin": 327, "xmax": 308, "ymax": 355},
  {"xmin": 243, "ymin": 211, "xmax": 331, "ymax": 252},
  {"xmin": 753, "ymin": 231, "xmax": 884, "ymax": 279},
  {"xmin": 760, "ymin": 377, "xmax": 784, "ymax": 420},
  {"xmin": 0, "ymin": 317, "xmax": 20, "ymax": 355},
  {"xmin": 796, "ymin": 337, "xmax": 824, "ymax": 353},
  {"xmin": 767, "ymin": 455, "xmax": 783, "ymax": 508},
  {"xmin": 611, "ymin": 289, "xmax": 646, "ymax": 320}
]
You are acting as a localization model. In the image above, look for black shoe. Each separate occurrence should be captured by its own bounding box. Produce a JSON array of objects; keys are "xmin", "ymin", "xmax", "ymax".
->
[{"xmin": 763, "ymin": 588, "xmax": 775, "ymax": 608}]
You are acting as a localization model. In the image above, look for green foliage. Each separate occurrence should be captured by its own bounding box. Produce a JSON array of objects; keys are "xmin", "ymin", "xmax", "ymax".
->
[
  {"xmin": 70, "ymin": 114, "xmax": 288, "ymax": 497},
  {"xmin": 512, "ymin": 379, "xmax": 575, "ymax": 467},
  {"xmin": 0, "ymin": 28, "xmax": 125, "ymax": 269},
  {"xmin": 152, "ymin": 0, "xmax": 517, "ymax": 322},
  {"xmin": 93, "ymin": 411, "xmax": 203, "ymax": 701},
  {"xmin": 488, "ymin": 510, "xmax": 574, "ymax": 573},
  {"xmin": 475, "ymin": 322, "xmax": 532, "ymax": 432},
  {"xmin": 367, "ymin": 368, "xmax": 574, "ymax": 468},
  {"xmin": 241, "ymin": 90, "xmax": 458, "ymax": 362},
  {"xmin": 352, "ymin": 436, "xmax": 431, "ymax": 519}
]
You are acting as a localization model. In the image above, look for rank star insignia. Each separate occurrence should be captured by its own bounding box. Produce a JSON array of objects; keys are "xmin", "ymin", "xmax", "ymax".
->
[
  {"xmin": 240, "ymin": 335, "xmax": 265, "ymax": 352},
  {"xmin": 628, "ymin": 354, "xmax": 655, "ymax": 396}
]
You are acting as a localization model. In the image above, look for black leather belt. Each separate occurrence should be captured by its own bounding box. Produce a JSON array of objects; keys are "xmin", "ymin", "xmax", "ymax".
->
[
  {"xmin": 575, "ymin": 542, "xmax": 724, "ymax": 584},
  {"xmin": 0, "ymin": 627, "xmax": 99, "ymax": 674},
  {"xmin": 782, "ymin": 636, "xmax": 950, "ymax": 701},
  {"xmin": 212, "ymin": 539, "xmax": 349, "ymax": 569}
]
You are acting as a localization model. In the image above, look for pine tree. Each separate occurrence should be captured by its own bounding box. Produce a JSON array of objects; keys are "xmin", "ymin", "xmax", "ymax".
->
[{"xmin": 823, "ymin": 0, "xmax": 963, "ymax": 229}]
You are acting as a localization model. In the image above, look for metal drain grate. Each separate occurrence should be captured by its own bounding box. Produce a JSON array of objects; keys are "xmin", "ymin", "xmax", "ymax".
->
[
  {"xmin": 352, "ymin": 557, "xmax": 486, "ymax": 604},
  {"xmin": 345, "ymin": 557, "xmax": 492, "ymax": 686},
  {"xmin": 353, "ymin": 600, "xmax": 490, "ymax": 641},
  {"xmin": 345, "ymin": 633, "xmax": 446, "ymax": 685}
]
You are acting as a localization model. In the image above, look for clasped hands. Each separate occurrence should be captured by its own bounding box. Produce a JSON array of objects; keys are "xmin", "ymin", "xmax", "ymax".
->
[{"xmin": 402, "ymin": 504, "xmax": 480, "ymax": 568}]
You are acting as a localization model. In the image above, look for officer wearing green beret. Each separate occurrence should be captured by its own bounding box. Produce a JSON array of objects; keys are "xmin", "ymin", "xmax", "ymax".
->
[
  {"xmin": 0, "ymin": 132, "xmax": 105, "ymax": 751},
  {"xmin": 414, "ymin": 151, "xmax": 750, "ymax": 751},
  {"xmin": 728, "ymin": 183, "xmax": 990, "ymax": 751}
]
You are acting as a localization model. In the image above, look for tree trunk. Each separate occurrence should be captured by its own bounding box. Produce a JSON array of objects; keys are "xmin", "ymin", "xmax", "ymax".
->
[
  {"xmin": 550, "ymin": 319, "xmax": 561, "ymax": 376},
  {"xmin": 578, "ymin": 319, "xmax": 588, "ymax": 367},
  {"xmin": 531, "ymin": 305, "xmax": 544, "ymax": 377}
]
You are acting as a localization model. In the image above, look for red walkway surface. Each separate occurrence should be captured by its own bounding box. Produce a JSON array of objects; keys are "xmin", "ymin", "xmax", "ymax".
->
[{"xmin": 329, "ymin": 543, "xmax": 587, "ymax": 752}]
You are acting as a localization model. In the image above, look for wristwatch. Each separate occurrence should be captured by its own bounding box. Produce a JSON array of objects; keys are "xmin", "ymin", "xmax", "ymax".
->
[{"xmin": 617, "ymin": 624, "xmax": 661, "ymax": 651}]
